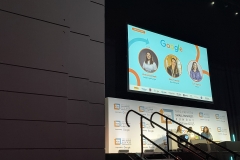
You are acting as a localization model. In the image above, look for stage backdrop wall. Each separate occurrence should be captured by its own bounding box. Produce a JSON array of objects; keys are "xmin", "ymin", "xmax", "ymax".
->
[{"xmin": 105, "ymin": 97, "xmax": 231, "ymax": 153}]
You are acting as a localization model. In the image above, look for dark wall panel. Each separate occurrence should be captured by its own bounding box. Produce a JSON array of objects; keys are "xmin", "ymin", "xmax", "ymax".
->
[
  {"xmin": 0, "ymin": 149, "xmax": 65, "ymax": 160},
  {"xmin": 66, "ymin": 124, "xmax": 88, "ymax": 148},
  {"xmin": 88, "ymin": 104, "xmax": 104, "ymax": 125},
  {"xmin": 69, "ymin": 0, "xmax": 91, "ymax": 34},
  {"xmin": 92, "ymin": 0, "xmax": 105, "ymax": 5},
  {"xmin": 66, "ymin": 149, "xmax": 104, "ymax": 160},
  {"xmin": 0, "ymin": 0, "xmax": 105, "ymax": 158},
  {"xmin": 67, "ymin": 100, "xmax": 88, "ymax": 124},
  {"xmin": 0, "ymin": 64, "xmax": 67, "ymax": 96},
  {"xmin": 0, "ymin": 91, "xmax": 66, "ymax": 121},
  {"xmin": 68, "ymin": 0, "xmax": 105, "ymax": 42},
  {"xmin": 88, "ymin": 126, "xmax": 105, "ymax": 148},
  {"xmin": 0, "ymin": 0, "xmax": 67, "ymax": 26},
  {"xmin": 66, "ymin": 149, "xmax": 88, "ymax": 160},
  {"xmin": 0, "ymin": 120, "xmax": 65, "ymax": 148},
  {"xmin": 88, "ymin": 82, "xmax": 105, "ymax": 104},
  {"xmin": 89, "ymin": 41, "xmax": 105, "ymax": 83},
  {"xmin": 68, "ymin": 33, "xmax": 90, "ymax": 78},
  {"xmin": 0, "ymin": 12, "xmax": 68, "ymax": 72},
  {"xmin": 88, "ymin": 149, "xmax": 105, "ymax": 160},
  {"xmin": 89, "ymin": 2, "xmax": 104, "ymax": 42},
  {"xmin": 68, "ymin": 77, "xmax": 88, "ymax": 100}
]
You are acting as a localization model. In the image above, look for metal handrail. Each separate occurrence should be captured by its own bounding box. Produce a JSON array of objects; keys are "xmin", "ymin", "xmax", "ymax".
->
[
  {"xmin": 125, "ymin": 110, "xmax": 215, "ymax": 160},
  {"xmin": 150, "ymin": 112, "xmax": 240, "ymax": 160},
  {"xmin": 125, "ymin": 110, "xmax": 179, "ymax": 160},
  {"xmin": 166, "ymin": 131, "xmax": 217, "ymax": 160},
  {"xmin": 167, "ymin": 135, "xmax": 205, "ymax": 160},
  {"xmin": 142, "ymin": 135, "xmax": 180, "ymax": 160}
]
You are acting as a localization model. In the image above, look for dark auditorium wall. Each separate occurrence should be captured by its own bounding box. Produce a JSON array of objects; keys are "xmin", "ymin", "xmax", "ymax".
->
[{"xmin": 0, "ymin": 0, "xmax": 105, "ymax": 160}]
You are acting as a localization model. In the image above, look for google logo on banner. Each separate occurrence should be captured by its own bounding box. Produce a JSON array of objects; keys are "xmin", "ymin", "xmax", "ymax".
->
[{"xmin": 160, "ymin": 40, "xmax": 183, "ymax": 52}]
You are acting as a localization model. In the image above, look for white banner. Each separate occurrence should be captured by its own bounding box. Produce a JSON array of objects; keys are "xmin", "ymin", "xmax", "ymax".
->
[{"xmin": 105, "ymin": 97, "xmax": 231, "ymax": 153}]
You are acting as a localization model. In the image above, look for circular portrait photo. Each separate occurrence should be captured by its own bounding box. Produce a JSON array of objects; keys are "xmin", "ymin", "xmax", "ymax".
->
[
  {"xmin": 188, "ymin": 61, "xmax": 203, "ymax": 82},
  {"xmin": 138, "ymin": 48, "xmax": 159, "ymax": 73},
  {"xmin": 164, "ymin": 55, "xmax": 182, "ymax": 78}
]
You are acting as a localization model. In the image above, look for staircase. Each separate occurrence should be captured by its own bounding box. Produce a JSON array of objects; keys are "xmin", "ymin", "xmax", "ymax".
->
[
  {"xmin": 106, "ymin": 151, "xmax": 240, "ymax": 160},
  {"xmin": 115, "ymin": 110, "xmax": 240, "ymax": 160},
  {"xmin": 106, "ymin": 152, "xmax": 199, "ymax": 160}
]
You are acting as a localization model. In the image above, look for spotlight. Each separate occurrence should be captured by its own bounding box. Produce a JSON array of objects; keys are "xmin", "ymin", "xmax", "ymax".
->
[
  {"xmin": 211, "ymin": 1, "xmax": 215, "ymax": 5},
  {"xmin": 236, "ymin": 12, "xmax": 238, "ymax": 15}
]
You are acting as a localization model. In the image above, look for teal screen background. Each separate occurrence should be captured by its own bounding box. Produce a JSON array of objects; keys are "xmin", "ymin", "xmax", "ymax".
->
[{"xmin": 128, "ymin": 24, "xmax": 213, "ymax": 101}]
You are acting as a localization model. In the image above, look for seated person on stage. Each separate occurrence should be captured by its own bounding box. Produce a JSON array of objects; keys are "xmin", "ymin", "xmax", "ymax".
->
[
  {"xmin": 176, "ymin": 125, "xmax": 183, "ymax": 136},
  {"xmin": 176, "ymin": 125, "xmax": 188, "ymax": 148},
  {"xmin": 201, "ymin": 126, "xmax": 213, "ymax": 141},
  {"xmin": 187, "ymin": 127, "xmax": 196, "ymax": 142}
]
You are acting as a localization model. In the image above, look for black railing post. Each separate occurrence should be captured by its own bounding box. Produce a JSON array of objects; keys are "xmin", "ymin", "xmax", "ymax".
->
[
  {"xmin": 140, "ymin": 116, "xmax": 143, "ymax": 158},
  {"xmin": 166, "ymin": 117, "xmax": 170, "ymax": 158}
]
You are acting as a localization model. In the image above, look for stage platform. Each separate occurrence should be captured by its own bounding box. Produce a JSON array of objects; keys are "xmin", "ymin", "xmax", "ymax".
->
[{"xmin": 106, "ymin": 151, "xmax": 240, "ymax": 160}]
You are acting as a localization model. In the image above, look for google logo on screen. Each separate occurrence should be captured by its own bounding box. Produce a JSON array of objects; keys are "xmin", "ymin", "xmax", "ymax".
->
[{"xmin": 160, "ymin": 40, "xmax": 183, "ymax": 52}]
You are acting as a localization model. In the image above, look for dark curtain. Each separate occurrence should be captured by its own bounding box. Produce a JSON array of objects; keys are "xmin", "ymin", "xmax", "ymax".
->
[{"xmin": 207, "ymin": 63, "xmax": 240, "ymax": 140}]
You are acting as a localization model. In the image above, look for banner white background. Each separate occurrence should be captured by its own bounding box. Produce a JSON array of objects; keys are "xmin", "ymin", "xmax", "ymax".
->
[{"xmin": 105, "ymin": 97, "xmax": 231, "ymax": 153}]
